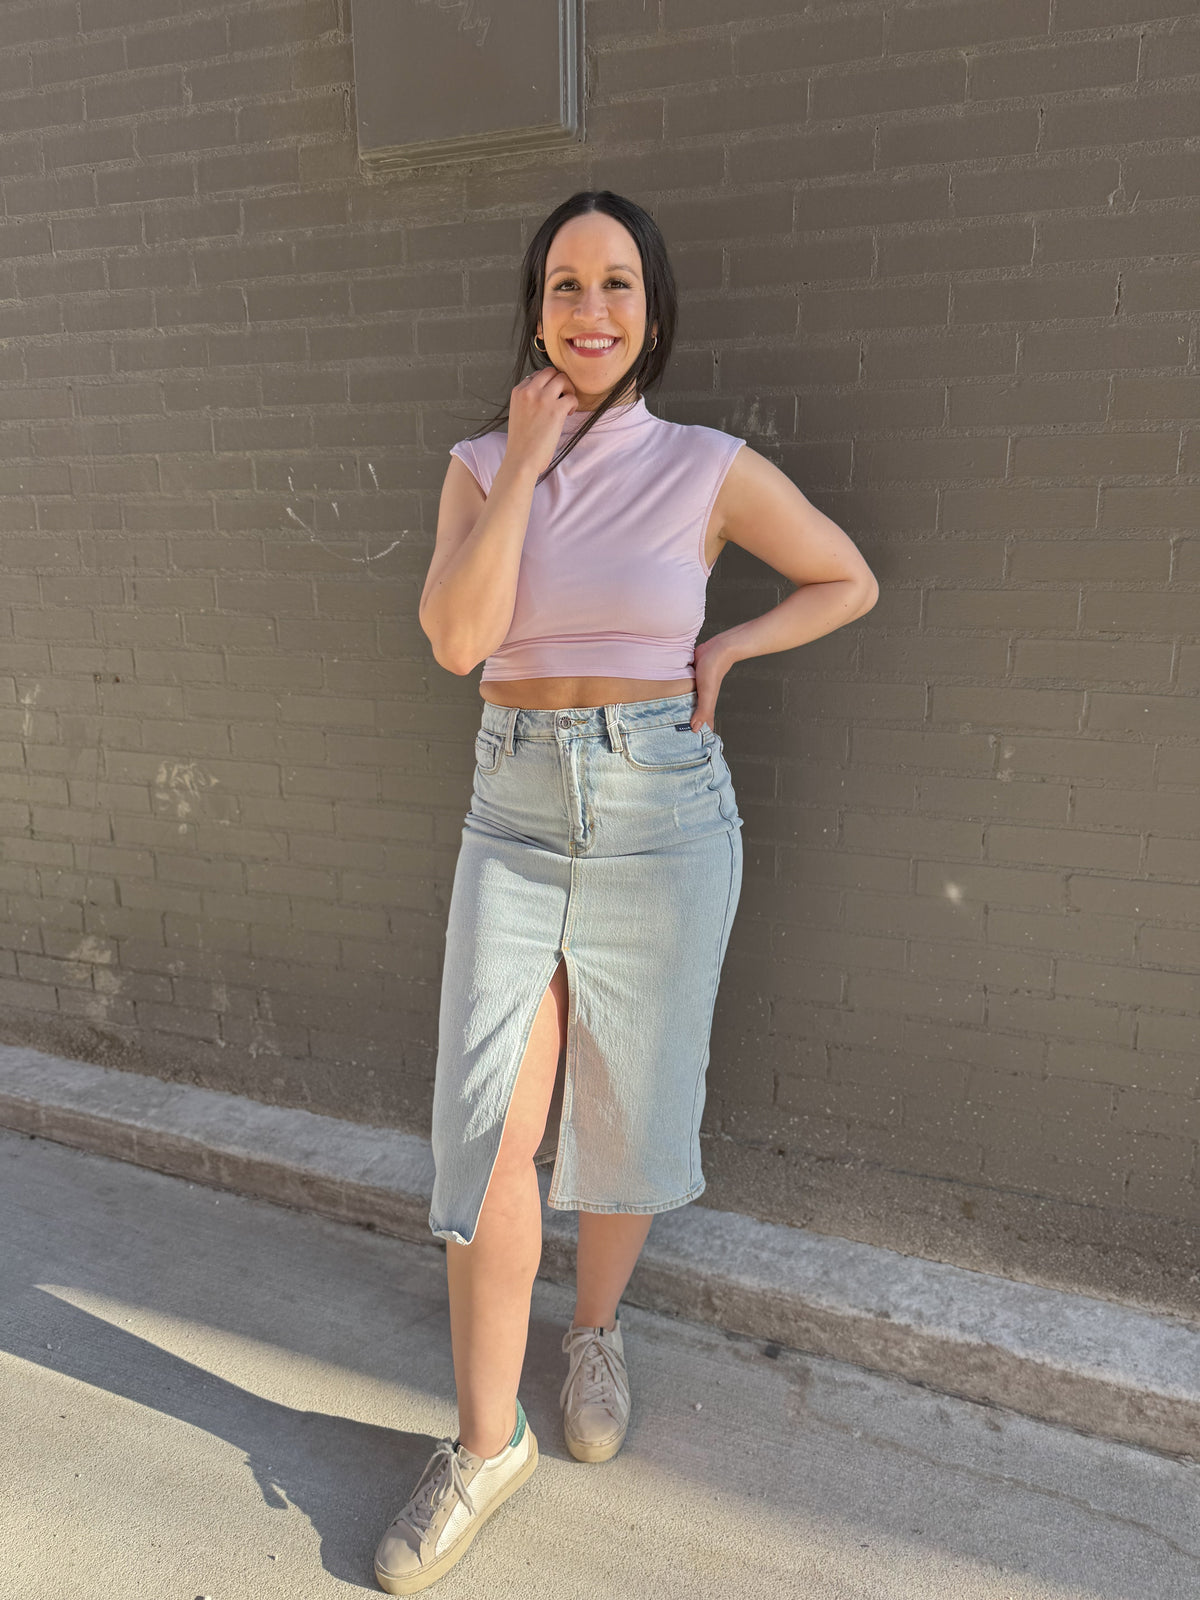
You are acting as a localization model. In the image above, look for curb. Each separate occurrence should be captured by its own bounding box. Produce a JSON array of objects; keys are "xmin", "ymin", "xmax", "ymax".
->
[{"xmin": 1, "ymin": 1043, "xmax": 1196, "ymax": 1460}]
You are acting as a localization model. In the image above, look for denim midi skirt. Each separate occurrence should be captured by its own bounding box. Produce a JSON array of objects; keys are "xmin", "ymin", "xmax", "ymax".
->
[{"xmin": 428, "ymin": 690, "xmax": 744, "ymax": 1248}]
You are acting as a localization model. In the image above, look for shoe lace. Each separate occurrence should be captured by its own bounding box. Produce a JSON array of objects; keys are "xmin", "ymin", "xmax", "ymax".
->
[
  {"xmin": 393, "ymin": 1438, "xmax": 475, "ymax": 1543},
  {"xmin": 560, "ymin": 1326, "xmax": 630, "ymax": 1416}
]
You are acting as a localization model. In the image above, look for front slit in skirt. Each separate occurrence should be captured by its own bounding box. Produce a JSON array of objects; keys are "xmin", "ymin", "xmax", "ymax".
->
[{"xmin": 428, "ymin": 690, "xmax": 744, "ymax": 1247}]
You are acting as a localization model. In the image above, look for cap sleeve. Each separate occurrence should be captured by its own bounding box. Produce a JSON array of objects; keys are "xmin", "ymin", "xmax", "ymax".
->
[
  {"xmin": 697, "ymin": 430, "xmax": 747, "ymax": 574},
  {"xmin": 449, "ymin": 431, "xmax": 505, "ymax": 495}
]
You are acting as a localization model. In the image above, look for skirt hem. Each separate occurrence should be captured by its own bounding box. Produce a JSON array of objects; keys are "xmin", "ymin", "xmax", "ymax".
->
[{"xmin": 545, "ymin": 1177, "xmax": 706, "ymax": 1216}]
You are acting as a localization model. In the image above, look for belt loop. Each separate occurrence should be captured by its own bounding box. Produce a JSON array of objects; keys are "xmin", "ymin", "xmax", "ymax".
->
[
  {"xmin": 603, "ymin": 702, "xmax": 625, "ymax": 755},
  {"xmin": 504, "ymin": 705, "xmax": 518, "ymax": 755}
]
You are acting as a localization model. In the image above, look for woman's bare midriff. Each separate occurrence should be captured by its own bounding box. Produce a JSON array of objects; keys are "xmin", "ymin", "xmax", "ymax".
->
[{"xmin": 481, "ymin": 676, "xmax": 696, "ymax": 711}]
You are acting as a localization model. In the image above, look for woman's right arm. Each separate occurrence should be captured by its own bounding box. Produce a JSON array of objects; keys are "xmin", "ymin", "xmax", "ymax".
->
[
  {"xmin": 419, "ymin": 368, "xmax": 579, "ymax": 675},
  {"xmin": 418, "ymin": 452, "xmax": 542, "ymax": 675}
]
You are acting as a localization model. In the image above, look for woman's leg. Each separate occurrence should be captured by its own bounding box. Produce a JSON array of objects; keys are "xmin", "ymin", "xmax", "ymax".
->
[
  {"xmin": 572, "ymin": 1213, "xmax": 653, "ymax": 1330},
  {"xmin": 444, "ymin": 957, "xmax": 569, "ymax": 1459}
]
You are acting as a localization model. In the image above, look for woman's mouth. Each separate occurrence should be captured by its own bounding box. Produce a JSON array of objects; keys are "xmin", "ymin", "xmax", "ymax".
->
[{"xmin": 565, "ymin": 335, "xmax": 620, "ymax": 358}]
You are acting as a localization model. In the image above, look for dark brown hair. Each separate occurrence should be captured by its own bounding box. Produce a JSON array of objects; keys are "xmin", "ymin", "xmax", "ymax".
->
[{"xmin": 456, "ymin": 189, "xmax": 678, "ymax": 482}]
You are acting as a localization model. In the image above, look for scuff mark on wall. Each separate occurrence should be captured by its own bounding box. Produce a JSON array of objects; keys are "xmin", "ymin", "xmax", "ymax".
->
[
  {"xmin": 19, "ymin": 682, "xmax": 40, "ymax": 744},
  {"xmin": 154, "ymin": 760, "xmax": 219, "ymax": 834},
  {"xmin": 67, "ymin": 934, "xmax": 120, "ymax": 1024}
]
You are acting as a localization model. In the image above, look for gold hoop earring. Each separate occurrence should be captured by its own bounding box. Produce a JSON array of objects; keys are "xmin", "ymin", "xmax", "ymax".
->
[
  {"xmin": 649, "ymin": 334, "xmax": 658, "ymax": 351},
  {"xmin": 533, "ymin": 333, "xmax": 546, "ymax": 353}
]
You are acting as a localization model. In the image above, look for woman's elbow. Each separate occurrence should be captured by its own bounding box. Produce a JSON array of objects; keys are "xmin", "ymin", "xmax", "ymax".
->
[
  {"xmin": 420, "ymin": 611, "xmax": 471, "ymax": 676},
  {"xmin": 854, "ymin": 567, "xmax": 880, "ymax": 618}
]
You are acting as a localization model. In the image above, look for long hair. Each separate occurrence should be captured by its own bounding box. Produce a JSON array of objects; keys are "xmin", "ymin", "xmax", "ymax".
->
[{"xmin": 456, "ymin": 190, "xmax": 678, "ymax": 483}]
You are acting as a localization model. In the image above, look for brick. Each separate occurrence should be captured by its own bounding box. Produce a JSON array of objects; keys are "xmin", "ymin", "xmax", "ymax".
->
[
  {"xmin": 1009, "ymin": 539, "xmax": 1170, "ymax": 584},
  {"xmin": 1139, "ymin": 927, "xmax": 1200, "ymax": 972},
  {"xmin": 987, "ymin": 991, "xmax": 1131, "ymax": 1046},
  {"xmin": 846, "ymin": 971, "xmax": 984, "ymax": 1027},
  {"xmin": 1070, "ymin": 874, "xmax": 1200, "ymax": 925},
  {"xmin": 951, "ymin": 377, "xmax": 1108, "ymax": 429},
  {"xmin": 842, "ymin": 811, "xmax": 983, "ymax": 861},
  {"xmin": 916, "ymin": 858, "xmax": 1069, "ymax": 912},
  {"xmin": 1047, "ymin": 1040, "xmax": 1194, "ymax": 1095},
  {"xmin": 596, "ymin": 35, "xmax": 730, "ymax": 95},
  {"xmin": 813, "ymin": 56, "xmax": 965, "ymax": 119},
  {"xmin": 1112, "ymin": 1088, "xmax": 1200, "ymax": 1141},
  {"xmin": 908, "ymin": 940, "xmax": 1052, "ymax": 993},
  {"xmin": 987, "ymin": 906, "xmax": 1136, "ymax": 963},
  {"xmin": 998, "ymin": 735, "xmax": 1152, "ymax": 785},
  {"xmin": 1086, "ymin": 693, "xmax": 1195, "ymax": 738},
  {"xmin": 852, "ymin": 727, "xmax": 996, "ymax": 773},
  {"xmin": 972, "ymin": 38, "xmax": 1138, "ymax": 101},
  {"xmin": 1012, "ymin": 637, "xmax": 1174, "ymax": 683},
  {"xmin": 728, "ymin": 129, "xmax": 873, "ymax": 192},
  {"xmin": 918, "ymin": 775, "xmax": 1069, "ymax": 826},
  {"xmin": 1056, "ymin": 957, "xmax": 1196, "ymax": 1016},
  {"xmin": 185, "ymin": 56, "xmax": 294, "ymax": 106},
  {"xmin": 845, "ymin": 888, "xmax": 984, "ymax": 942},
  {"xmin": 126, "ymin": 17, "xmax": 233, "ymax": 70},
  {"xmin": 1025, "ymin": 324, "xmax": 1191, "ymax": 381},
  {"xmin": 1158, "ymin": 746, "xmax": 1200, "ymax": 787},
  {"xmin": 930, "ymin": 685, "xmax": 1083, "ymax": 731},
  {"xmin": 666, "ymin": 77, "xmax": 807, "ymax": 139},
  {"xmin": 987, "ymin": 823, "xmax": 1141, "ymax": 874},
  {"xmin": 1088, "ymin": 592, "xmax": 1196, "ymax": 633},
  {"xmin": 924, "ymin": 589, "xmax": 1079, "ymax": 631},
  {"xmin": 861, "ymin": 633, "xmax": 1010, "ymax": 680},
  {"xmin": 1145, "ymin": 835, "xmax": 1200, "ymax": 883},
  {"xmin": 735, "ymin": 14, "xmax": 882, "ymax": 78},
  {"xmin": 1136, "ymin": 1012, "xmax": 1200, "ymax": 1056}
]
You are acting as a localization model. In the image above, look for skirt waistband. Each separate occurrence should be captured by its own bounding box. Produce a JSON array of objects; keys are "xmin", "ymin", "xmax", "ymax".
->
[{"xmin": 480, "ymin": 690, "xmax": 701, "ymax": 754}]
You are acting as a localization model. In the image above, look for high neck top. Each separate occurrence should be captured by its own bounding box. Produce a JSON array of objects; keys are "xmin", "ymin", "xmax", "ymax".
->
[
  {"xmin": 559, "ymin": 395, "xmax": 651, "ymax": 433},
  {"xmin": 448, "ymin": 399, "xmax": 746, "ymax": 683}
]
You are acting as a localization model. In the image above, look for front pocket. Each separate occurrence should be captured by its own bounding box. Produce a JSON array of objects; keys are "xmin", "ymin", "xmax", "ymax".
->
[
  {"xmin": 619, "ymin": 723, "xmax": 714, "ymax": 773},
  {"xmin": 474, "ymin": 729, "xmax": 503, "ymax": 774}
]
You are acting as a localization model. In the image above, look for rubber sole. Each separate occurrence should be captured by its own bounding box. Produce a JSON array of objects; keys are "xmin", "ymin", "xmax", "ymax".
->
[
  {"xmin": 374, "ymin": 1431, "xmax": 540, "ymax": 1596},
  {"xmin": 563, "ymin": 1417, "xmax": 627, "ymax": 1463}
]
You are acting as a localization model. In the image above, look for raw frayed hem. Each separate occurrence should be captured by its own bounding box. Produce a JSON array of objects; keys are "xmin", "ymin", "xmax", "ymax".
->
[
  {"xmin": 546, "ymin": 1177, "xmax": 705, "ymax": 1216},
  {"xmin": 427, "ymin": 1178, "xmax": 706, "ymax": 1246}
]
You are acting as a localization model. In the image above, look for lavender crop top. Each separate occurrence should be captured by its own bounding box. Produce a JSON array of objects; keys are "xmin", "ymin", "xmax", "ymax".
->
[{"xmin": 448, "ymin": 396, "xmax": 746, "ymax": 682}]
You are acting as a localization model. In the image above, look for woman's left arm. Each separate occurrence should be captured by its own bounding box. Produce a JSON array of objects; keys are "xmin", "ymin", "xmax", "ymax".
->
[{"xmin": 691, "ymin": 446, "xmax": 879, "ymax": 732}]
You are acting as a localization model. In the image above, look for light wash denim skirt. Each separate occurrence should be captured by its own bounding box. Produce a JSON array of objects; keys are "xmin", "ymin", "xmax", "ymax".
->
[{"xmin": 428, "ymin": 690, "xmax": 744, "ymax": 1247}]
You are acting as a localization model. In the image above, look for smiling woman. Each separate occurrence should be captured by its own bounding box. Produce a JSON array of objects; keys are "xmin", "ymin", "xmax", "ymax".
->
[{"xmin": 383, "ymin": 189, "xmax": 879, "ymax": 1596}]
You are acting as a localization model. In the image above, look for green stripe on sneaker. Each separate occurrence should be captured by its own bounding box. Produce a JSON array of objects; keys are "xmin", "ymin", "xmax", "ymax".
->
[{"xmin": 509, "ymin": 1398, "xmax": 526, "ymax": 1449}]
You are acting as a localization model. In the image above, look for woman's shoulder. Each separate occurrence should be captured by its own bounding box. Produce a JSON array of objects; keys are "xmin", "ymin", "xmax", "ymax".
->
[
  {"xmin": 448, "ymin": 425, "xmax": 508, "ymax": 493},
  {"xmin": 650, "ymin": 410, "xmax": 745, "ymax": 451},
  {"xmin": 648, "ymin": 413, "xmax": 747, "ymax": 475}
]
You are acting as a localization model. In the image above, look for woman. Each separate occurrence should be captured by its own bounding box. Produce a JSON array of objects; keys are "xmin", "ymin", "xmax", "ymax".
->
[{"xmin": 374, "ymin": 190, "xmax": 878, "ymax": 1594}]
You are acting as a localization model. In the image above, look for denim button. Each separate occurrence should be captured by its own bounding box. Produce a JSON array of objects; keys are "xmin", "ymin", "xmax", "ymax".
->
[{"xmin": 557, "ymin": 715, "xmax": 570, "ymax": 728}]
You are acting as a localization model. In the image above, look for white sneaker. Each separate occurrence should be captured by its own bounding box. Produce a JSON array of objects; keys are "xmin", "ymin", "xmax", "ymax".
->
[
  {"xmin": 374, "ymin": 1399, "xmax": 538, "ymax": 1594},
  {"xmin": 560, "ymin": 1319, "xmax": 631, "ymax": 1463}
]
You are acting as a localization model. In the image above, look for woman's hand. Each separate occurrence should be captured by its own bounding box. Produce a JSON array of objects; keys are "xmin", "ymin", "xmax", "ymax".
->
[
  {"xmin": 689, "ymin": 635, "xmax": 737, "ymax": 734},
  {"xmin": 503, "ymin": 367, "xmax": 580, "ymax": 478}
]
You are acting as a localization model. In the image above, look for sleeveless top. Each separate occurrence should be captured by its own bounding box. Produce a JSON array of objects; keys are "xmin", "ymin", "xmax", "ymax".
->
[{"xmin": 448, "ymin": 396, "xmax": 746, "ymax": 682}]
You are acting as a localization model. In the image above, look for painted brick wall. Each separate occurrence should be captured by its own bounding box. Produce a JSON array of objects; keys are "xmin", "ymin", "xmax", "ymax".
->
[{"xmin": 0, "ymin": 0, "xmax": 1196, "ymax": 1302}]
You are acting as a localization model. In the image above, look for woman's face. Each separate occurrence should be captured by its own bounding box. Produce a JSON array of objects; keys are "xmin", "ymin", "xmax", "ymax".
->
[{"xmin": 536, "ymin": 212, "xmax": 656, "ymax": 412}]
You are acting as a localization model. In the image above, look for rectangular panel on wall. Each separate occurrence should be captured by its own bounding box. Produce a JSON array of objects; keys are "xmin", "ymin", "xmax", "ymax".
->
[{"xmin": 352, "ymin": 0, "xmax": 584, "ymax": 172}]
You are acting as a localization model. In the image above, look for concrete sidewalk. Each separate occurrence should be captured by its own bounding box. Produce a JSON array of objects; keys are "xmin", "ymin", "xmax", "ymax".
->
[
  {"xmin": 1, "ymin": 1044, "xmax": 1198, "ymax": 1463},
  {"xmin": 3, "ymin": 1128, "xmax": 1199, "ymax": 1600}
]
